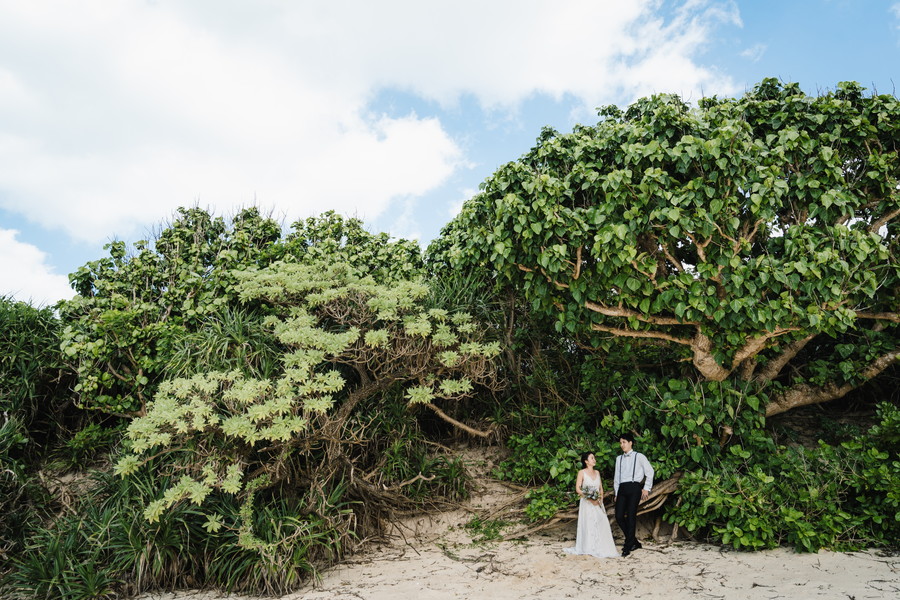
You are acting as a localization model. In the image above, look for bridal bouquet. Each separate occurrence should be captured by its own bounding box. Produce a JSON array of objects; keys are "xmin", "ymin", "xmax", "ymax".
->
[{"xmin": 582, "ymin": 488, "xmax": 600, "ymax": 502}]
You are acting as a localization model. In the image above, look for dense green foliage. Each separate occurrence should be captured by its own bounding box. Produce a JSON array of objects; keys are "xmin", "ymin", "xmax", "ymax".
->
[
  {"xmin": 113, "ymin": 257, "xmax": 500, "ymax": 537},
  {"xmin": 7, "ymin": 207, "xmax": 502, "ymax": 597},
  {"xmin": 60, "ymin": 208, "xmax": 424, "ymax": 417},
  {"xmin": 60, "ymin": 207, "xmax": 282, "ymax": 415},
  {"xmin": 3, "ymin": 79, "xmax": 899, "ymax": 599},
  {"xmin": 5, "ymin": 469, "xmax": 351, "ymax": 598},
  {"xmin": 0, "ymin": 297, "xmax": 73, "ymax": 559},
  {"xmin": 497, "ymin": 371, "xmax": 899, "ymax": 549},
  {"xmin": 433, "ymin": 79, "xmax": 899, "ymax": 550},
  {"xmin": 432, "ymin": 79, "xmax": 898, "ymax": 413},
  {"xmin": 668, "ymin": 400, "xmax": 900, "ymax": 551}
]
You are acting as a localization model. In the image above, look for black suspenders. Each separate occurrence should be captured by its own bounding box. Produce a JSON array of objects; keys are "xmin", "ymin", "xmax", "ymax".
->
[{"xmin": 619, "ymin": 453, "xmax": 639, "ymax": 483}]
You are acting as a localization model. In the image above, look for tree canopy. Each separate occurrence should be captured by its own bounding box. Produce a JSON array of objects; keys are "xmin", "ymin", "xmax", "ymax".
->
[
  {"xmin": 114, "ymin": 256, "xmax": 502, "ymax": 550},
  {"xmin": 433, "ymin": 79, "xmax": 899, "ymax": 416},
  {"xmin": 60, "ymin": 208, "xmax": 426, "ymax": 416}
]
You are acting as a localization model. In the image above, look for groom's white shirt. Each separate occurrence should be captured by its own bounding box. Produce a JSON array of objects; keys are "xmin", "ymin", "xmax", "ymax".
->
[{"xmin": 614, "ymin": 451, "xmax": 654, "ymax": 495}]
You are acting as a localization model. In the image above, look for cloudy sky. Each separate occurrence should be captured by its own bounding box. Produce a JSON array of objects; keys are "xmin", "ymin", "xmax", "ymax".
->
[{"xmin": 2, "ymin": 0, "xmax": 899, "ymax": 306}]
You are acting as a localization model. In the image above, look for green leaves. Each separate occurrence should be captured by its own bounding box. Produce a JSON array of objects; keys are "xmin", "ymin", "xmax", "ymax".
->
[
  {"xmin": 114, "ymin": 253, "xmax": 502, "ymax": 532},
  {"xmin": 405, "ymin": 385, "xmax": 435, "ymax": 405},
  {"xmin": 667, "ymin": 410, "xmax": 900, "ymax": 552},
  {"xmin": 434, "ymin": 79, "xmax": 898, "ymax": 392}
]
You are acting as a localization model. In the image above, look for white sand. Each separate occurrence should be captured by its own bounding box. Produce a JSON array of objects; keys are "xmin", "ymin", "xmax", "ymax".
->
[
  {"xmin": 139, "ymin": 533, "xmax": 899, "ymax": 600},
  {"xmin": 292, "ymin": 539, "xmax": 898, "ymax": 600},
  {"xmin": 138, "ymin": 452, "xmax": 899, "ymax": 600}
]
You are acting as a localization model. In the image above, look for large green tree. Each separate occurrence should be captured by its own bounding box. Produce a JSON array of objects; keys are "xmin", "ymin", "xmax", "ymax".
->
[
  {"xmin": 60, "ymin": 207, "xmax": 282, "ymax": 415},
  {"xmin": 433, "ymin": 79, "xmax": 899, "ymax": 416},
  {"xmin": 60, "ymin": 208, "xmax": 425, "ymax": 416},
  {"xmin": 114, "ymin": 257, "xmax": 502, "ymax": 550}
]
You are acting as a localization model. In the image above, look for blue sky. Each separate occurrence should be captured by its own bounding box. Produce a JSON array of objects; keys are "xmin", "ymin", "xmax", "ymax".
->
[{"xmin": 1, "ymin": 0, "xmax": 899, "ymax": 306}]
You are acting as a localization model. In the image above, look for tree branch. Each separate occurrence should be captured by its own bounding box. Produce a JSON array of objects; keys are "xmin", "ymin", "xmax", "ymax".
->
[
  {"xmin": 868, "ymin": 207, "xmax": 900, "ymax": 234},
  {"xmin": 732, "ymin": 328, "xmax": 800, "ymax": 366},
  {"xmin": 424, "ymin": 403, "xmax": 492, "ymax": 438},
  {"xmin": 661, "ymin": 243, "xmax": 685, "ymax": 274},
  {"xmin": 584, "ymin": 300, "xmax": 698, "ymax": 326},
  {"xmin": 517, "ymin": 263, "xmax": 569, "ymax": 289},
  {"xmin": 691, "ymin": 328, "xmax": 798, "ymax": 382},
  {"xmin": 753, "ymin": 333, "xmax": 817, "ymax": 382},
  {"xmin": 765, "ymin": 349, "xmax": 900, "ymax": 417},
  {"xmin": 686, "ymin": 232, "xmax": 712, "ymax": 263},
  {"xmin": 630, "ymin": 259, "xmax": 657, "ymax": 283},
  {"xmin": 591, "ymin": 323, "xmax": 694, "ymax": 346},
  {"xmin": 855, "ymin": 311, "xmax": 900, "ymax": 323},
  {"xmin": 574, "ymin": 245, "xmax": 583, "ymax": 280},
  {"xmin": 382, "ymin": 472, "xmax": 436, "ymax": 491}
]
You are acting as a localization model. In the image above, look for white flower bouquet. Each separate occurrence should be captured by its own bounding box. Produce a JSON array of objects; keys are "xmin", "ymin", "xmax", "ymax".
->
[{"xmin": 582, "ymin": 487, "xmax": 600, "ymax": 502}]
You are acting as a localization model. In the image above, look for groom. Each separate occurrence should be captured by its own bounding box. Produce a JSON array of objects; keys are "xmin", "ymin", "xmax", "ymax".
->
[{"xmin": 613, "ymin": 432, "xmax": 654, "ymax": 557}]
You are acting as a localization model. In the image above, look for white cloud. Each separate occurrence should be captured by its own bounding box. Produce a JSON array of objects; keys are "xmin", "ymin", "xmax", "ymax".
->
[
  {"xmin": 0, "ymin": 0, "xmax": 739, "ymax": 246},
  {"xmin": 740, "ymin": 43, "xmax": 767, "ymax": 63},
  {"xmin": 0, "ymin": 229, "xmax": 74, "ymax": 307}
]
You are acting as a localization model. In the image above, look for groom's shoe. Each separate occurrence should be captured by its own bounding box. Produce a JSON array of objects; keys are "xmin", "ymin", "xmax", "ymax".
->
[
  {"xmin": 621, "ymin": 547, "xmax": 631, "ymax": 557},
  {"xmin": 631, "ymin": 541, "xmax": 642, "ymax": 550}
]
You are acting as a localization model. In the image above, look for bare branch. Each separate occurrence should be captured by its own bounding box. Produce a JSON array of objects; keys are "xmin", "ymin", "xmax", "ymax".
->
[
  {"xmin": 686, "ymin": 232, "xmax": 712, "ymax": 263},
  {"xmin": 591, "ymin": 323, "xmax": 694, "ymax": 346},
  {"xmin": 630, "ymin": 259, "xmax": 657, "ymax": 282},
  {"xmin": 737, "ymin": 357, "xmax": 757, "ymax": 381},
  {"xmin": 516, "ymin": 263, "xmax": 569, "ymax": 289},
  {"xmin": 732, "ymin": 328, "xmax": 801, "ymax": 366},
  {"xmin": 425, "ymin": 403, "xmax": 492, "ymax": 438},
  {"xmin": 766, "ymin": 349, "xmax": 900, "ymax": 417},
  {"xmin": 741, "ymin": 219, "xmax": 764, "ymax": 247},
  {"xmin": 383, "ymin": 472, "xmax": 436, "ymax": 491},
  {"xmin": 855, "ymin": 311, "xmax": 900, "ymax": 323},
  {"xmin": 584, "ymin": 300, "xmax": 698, "ymax": 326},
  {"xmin": 692, "ymin": 329, "xmax": 799, "ymax": 382},
  {"xmin": 661, "ymin": 243, "xmax": 685, "ymax": 274},
  {"xmin": 574, "ymin": 245, "xmax": 583, "ymax": 280},
  {"xmin": 869, "ymin": 207, "xmax": 900, "ymax": 233},
  {"xmin": 753, "ymin": 333, "xmax": 817, "ymax": 382}
]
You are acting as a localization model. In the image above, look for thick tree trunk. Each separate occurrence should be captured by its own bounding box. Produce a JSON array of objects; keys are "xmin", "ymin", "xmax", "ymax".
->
[
  {"xmin": 765, "ymin": 349, "xmax": 899, "ymax": 417},
  {"xmin": 691, "ymin": 336, "xmax": 730, "ymax": 381},
  {"xmin": 690, "ymin": 331, "xmax": 798, "ymax": 382}
]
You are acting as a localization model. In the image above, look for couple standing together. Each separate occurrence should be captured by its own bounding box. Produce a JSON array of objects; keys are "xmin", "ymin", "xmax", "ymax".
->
[{"xmin": 564, "ymin": 433, "xmax": 654, "ymax": 559}]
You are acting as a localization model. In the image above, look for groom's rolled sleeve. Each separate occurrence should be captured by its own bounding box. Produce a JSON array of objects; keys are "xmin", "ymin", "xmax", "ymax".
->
[
  {"xmin": 641, "ymin": 454, "xmax": 654, "ymax": 492},
  {"xmin": 613, "ymin": 457, "xmax": 620, "ymax": 495}
]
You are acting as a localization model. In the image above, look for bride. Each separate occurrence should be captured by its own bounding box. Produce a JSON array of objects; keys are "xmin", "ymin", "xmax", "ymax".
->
[{"xmin": 564, "ymin": 451, "xmax": 619, "ymax": 558}]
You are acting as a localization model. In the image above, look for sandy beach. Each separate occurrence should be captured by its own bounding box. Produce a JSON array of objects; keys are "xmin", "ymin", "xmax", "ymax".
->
[
  {"xmin": 137, "ymin": 463, "xmax": 900, "ymax": 600},
  {"xmin": 138, "ymin": 526, "xmax": 899, "ymax": 600},
  {"xmin": 291, "ymin": 538, "xmax": 898, "ymax": 600}
]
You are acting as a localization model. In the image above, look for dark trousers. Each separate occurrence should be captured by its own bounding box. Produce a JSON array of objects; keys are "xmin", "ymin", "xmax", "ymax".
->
[{"xmin": 615, "ymin": 481, "xmax": 642, "ymax": 549}]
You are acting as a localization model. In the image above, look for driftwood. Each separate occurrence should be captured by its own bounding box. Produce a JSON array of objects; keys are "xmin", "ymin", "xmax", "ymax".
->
[{"xmin": 501, "ymin": 472, "xmax": 682, "ymax": 541}]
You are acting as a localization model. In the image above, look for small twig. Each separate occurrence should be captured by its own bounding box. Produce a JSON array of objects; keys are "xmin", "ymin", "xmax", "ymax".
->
[{"xmin": 383, "ymin": 472, "xmax": 435, "ymax": 491}]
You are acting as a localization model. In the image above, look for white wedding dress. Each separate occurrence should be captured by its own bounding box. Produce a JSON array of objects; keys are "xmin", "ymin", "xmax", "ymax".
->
[{"xmin": 564, "ymin": 471, "xmax": 619, "ymax": 558}]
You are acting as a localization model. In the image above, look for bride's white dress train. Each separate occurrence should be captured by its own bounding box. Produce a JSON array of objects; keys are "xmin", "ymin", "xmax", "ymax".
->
[{"xmin": 563, "ymin": 472, "xmax": 619, "ymax": 558}]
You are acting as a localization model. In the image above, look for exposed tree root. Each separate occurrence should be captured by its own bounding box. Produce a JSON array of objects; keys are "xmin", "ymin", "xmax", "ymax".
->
[{"xmin": 500, "ymin": 473, "xmax": 682, "ymax": 541}]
